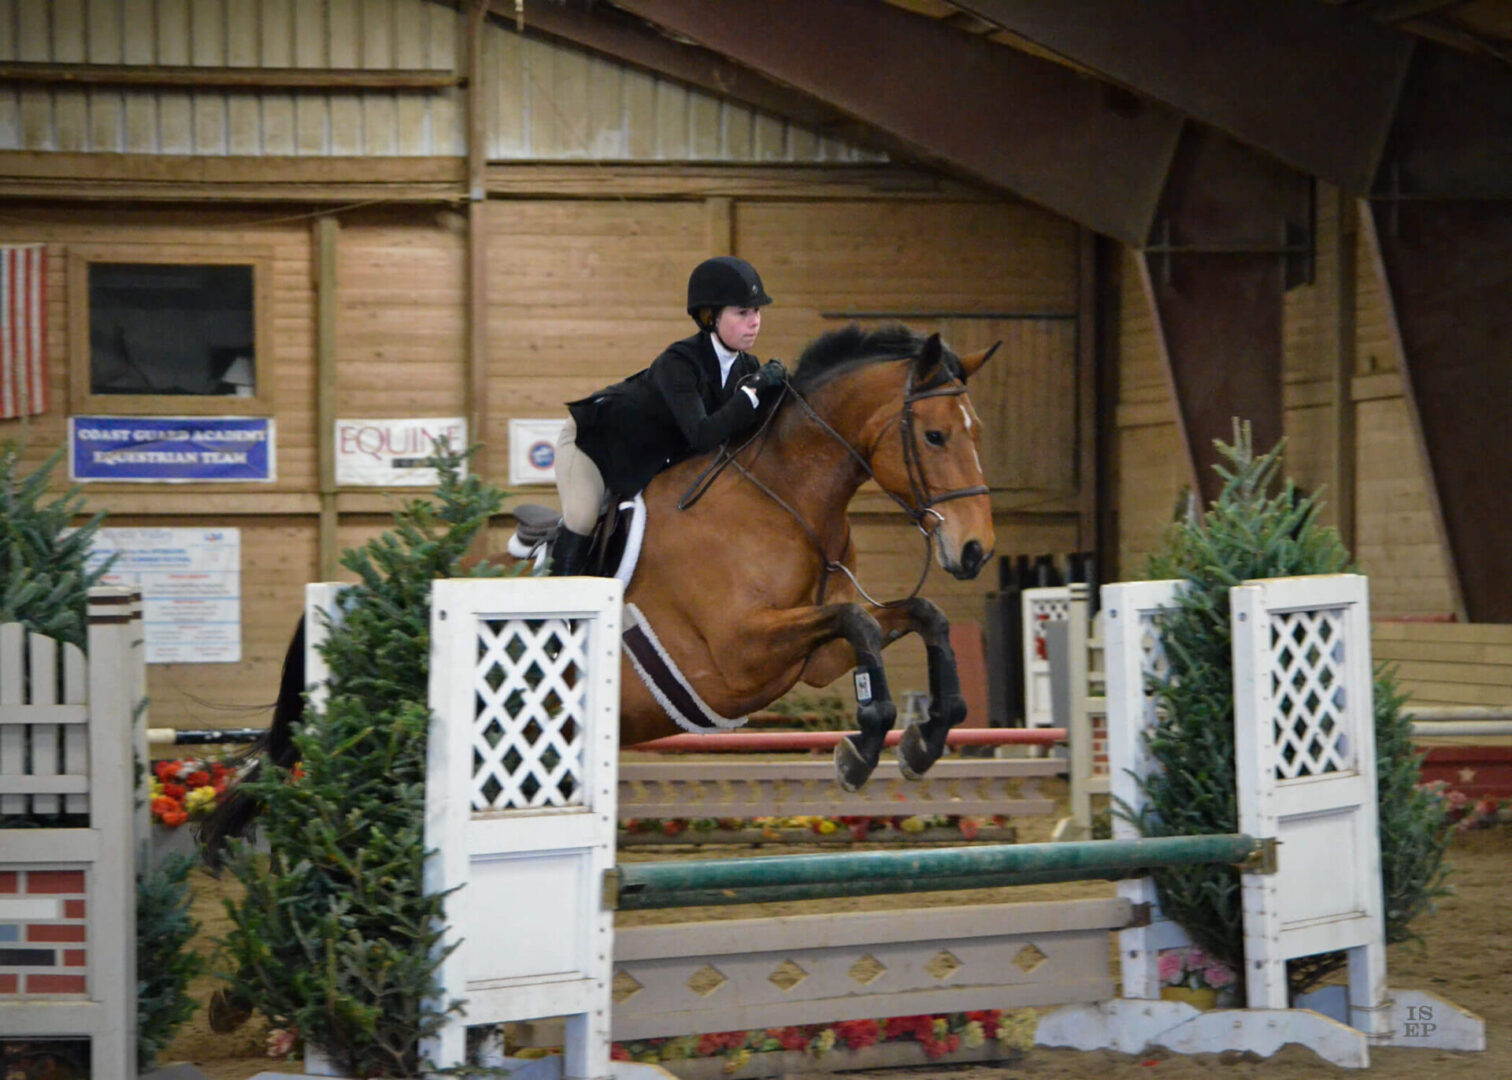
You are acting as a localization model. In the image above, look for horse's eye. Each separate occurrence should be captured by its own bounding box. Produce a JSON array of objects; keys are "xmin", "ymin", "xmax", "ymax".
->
[{"xmin": 925, "ymin": 430, "xmax": 946, "ymax": 447}]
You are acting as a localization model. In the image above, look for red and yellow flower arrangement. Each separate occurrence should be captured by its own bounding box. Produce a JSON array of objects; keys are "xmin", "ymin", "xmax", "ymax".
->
[
  {"xmin": 149, "ymin": 757, "xmax": 233, "ymax": 828},
  {"xmin": 605, "ymin": 1009, "xmax": 1039, "ymax": 1071}
]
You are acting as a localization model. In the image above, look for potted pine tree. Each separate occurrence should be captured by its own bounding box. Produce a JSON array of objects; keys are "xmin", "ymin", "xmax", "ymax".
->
[{"xmin": 1124, "ymin": 424, "xmax": 1451, "ymax": 1001}]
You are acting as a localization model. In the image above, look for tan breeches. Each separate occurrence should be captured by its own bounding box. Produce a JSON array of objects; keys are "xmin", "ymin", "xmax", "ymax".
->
[{"xmin": 555, "ymin": 415, "xmax": 607, "ymax": 535}]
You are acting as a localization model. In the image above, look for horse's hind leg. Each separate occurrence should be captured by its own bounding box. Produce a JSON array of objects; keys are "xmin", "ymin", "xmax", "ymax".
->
[
  {"xmin": 876, "ymin": 598, "xmax": 967, "ymax": 780},
  {"xmin": 827, "ymin": 604, "xmax": 898, "ymax": 792}
]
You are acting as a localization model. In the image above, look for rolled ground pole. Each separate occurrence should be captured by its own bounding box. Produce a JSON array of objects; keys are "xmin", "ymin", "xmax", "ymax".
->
[{"xmin": 614, "ymin": 833, "xmax": 1264, "ymax": 910}]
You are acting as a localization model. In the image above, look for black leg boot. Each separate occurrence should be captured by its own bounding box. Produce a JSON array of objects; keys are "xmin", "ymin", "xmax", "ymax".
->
[{"xmin": 549, "ymin": 528, "xmax": 594, "ymax": 577}]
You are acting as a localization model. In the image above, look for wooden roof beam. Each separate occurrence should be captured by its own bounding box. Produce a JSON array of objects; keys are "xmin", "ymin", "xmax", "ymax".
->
[
  {"xmin": 609, "ymin": 0, "xmax": 1185, "ymax": 246},
  {"xmin": 1366, "ymin": 45, "xmax": 1512, "ymax": 621},
  {"xmin": 947, "ymin": 0, "xmax": 1415, "ymax": 193},
  {"xmin": 1140, "ymin": 125, "xmax": 1308, "ymax": 506}
]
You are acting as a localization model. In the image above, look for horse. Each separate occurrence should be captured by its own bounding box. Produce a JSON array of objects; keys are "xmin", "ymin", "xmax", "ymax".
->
[{"xmin": 198, "ymin": 323, "xmax": 996, "ymax": 863}]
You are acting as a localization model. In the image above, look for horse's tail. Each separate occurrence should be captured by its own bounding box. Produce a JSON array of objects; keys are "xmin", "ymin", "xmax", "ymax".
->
[{"xmin": 195, "ymin": 615, "xmax": 306, "ymax": 869}]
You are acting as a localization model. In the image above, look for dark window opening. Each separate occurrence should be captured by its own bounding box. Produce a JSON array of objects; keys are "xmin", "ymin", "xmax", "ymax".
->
[{"xmin": 88, "ymin": 263, "xmax": 255, "ymax": 396}]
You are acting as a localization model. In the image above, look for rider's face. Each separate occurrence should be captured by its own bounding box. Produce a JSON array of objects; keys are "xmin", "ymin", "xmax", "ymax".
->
[{"xmin": 715, "ymin": 306, "xmax": 762, "ymax": 352}]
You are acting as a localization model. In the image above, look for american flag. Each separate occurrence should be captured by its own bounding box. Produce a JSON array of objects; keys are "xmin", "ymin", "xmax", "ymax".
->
[{"xmin": 0, "ymin": 245, "xmax": 47, "ymax": 419}]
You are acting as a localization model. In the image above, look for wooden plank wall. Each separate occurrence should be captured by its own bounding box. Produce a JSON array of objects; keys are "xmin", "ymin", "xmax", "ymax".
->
[
  {"xmin": 0, "ymin": 187, "xmax": 1084, "ymax": 730},
  {"xmin": 1373, "ymin": 622, "xmax": 1512, "ymax": 708},
  {"xmin": 0, "ymin": 0, "xmax": 877, "ymax": 163},
  {"xmin": 0, "ymin": 205, "xmax": 319, "ymax": 732}
]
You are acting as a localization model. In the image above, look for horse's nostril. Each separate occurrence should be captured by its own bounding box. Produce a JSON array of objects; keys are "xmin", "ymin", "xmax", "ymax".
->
[{"xmin": 962, "ymin": 540, "xmax": 983, "ymax": 575}]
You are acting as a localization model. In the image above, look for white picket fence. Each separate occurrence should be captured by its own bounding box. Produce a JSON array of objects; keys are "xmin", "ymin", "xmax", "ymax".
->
[
  {"xmin": 416, "ymin": 573, "xmax": 1482, "ymax": 1076},
  {"xmin": 0, "ymin": 588, "xmax": 145, "ymax": 1078}
]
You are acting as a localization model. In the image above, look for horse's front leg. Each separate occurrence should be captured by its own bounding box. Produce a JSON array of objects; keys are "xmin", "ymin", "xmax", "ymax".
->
[
  {"xmin": 712, "ymin": 601, "xmax": 896, "ymax": 791},
  {"xmin": 870, "ymin": 597, "xmax": 966, "ymax": 780},
  {"xmin": 822, "ymin": 603, "xmax": 902, "ymax": 792}
]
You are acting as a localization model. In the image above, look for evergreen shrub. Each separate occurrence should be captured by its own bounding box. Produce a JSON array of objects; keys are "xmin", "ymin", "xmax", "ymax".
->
[
  {"xmin": 1125, "ymin": 425, "xmax": 1450, "ymax": 999},
  {"xmin": 219, "ymin": 446, "xmax": 516, "ymax": 1076}
]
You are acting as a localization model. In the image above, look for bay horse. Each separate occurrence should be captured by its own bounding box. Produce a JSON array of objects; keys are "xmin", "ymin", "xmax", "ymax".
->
[{"xmin": 199, "ymin": 324, "xmax": 995, "ymax": 861}]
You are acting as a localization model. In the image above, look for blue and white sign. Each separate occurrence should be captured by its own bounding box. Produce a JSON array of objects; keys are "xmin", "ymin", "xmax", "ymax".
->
[
  {"xmin": 69, "ymin": 416, "xmax": 274, "ymax": 483},
  {"xmin": 509, "ymin": 418, "xmax": 565, "ymax": 486}
]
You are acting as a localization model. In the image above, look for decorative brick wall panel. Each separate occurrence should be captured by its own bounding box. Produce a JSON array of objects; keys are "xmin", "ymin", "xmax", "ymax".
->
[{"xmin": 0, "ymin": 867, "xmax": 90, "ymax": 998}]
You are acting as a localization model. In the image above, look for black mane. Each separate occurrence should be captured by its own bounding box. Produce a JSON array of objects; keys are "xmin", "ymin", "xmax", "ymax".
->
[{"xmin": 791, "ymin": 323, "xmax": 959, "ymax": 393}]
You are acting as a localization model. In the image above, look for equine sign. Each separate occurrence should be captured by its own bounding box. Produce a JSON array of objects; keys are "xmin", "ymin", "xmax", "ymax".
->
[
  {"xmin": 70, "ymin": 416, "xmax": 274, "ymax": 482},
  {"xmin": 334, "ymin": 417, "xmax": 467, "ymax": 486}
]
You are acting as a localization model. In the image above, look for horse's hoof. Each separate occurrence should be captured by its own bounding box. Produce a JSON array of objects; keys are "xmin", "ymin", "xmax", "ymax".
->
[
  {"xmin": 897, "ymin": 722, "xmax": 935, "ymax": 781},
  {"xmin": 834, "ymin": 735, "xmax": 877, "ymax": 792}
]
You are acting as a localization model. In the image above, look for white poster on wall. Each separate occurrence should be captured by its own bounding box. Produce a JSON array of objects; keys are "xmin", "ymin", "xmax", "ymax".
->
[
  {"xmin": 509, "ymin": 418, "xmax": 566, "ymax": 486},
  {"xmin": 86, "ymin": 527, "xmax": 241, "ymax": 663},
  {"xmin": 335, "ymin": 418, "xmax": 468, "ymax": 486}
]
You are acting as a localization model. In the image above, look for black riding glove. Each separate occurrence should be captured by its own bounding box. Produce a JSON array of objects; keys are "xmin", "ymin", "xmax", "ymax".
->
[{"xmin": 748, "ymin": 359, "xmax": 787, "ymax": 393}]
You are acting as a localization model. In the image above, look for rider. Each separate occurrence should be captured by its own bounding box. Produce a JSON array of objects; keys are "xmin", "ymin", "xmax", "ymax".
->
[{"xmin": 550, "ymin": 256, "xmax": 788, "ymax": 576}]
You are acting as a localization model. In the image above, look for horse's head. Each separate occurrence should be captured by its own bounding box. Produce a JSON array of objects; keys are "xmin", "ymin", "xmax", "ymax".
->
[{"xmin": 869, "ymin": 333, "xmax": 997, "ymax": 580}]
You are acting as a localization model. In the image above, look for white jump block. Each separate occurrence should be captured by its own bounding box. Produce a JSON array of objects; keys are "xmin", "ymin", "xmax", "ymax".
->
[
  {"xmin": 1036, "ymin": 1000, "xmax": 1371, "ymax": 1069},
  {"xmin": 1294, "ymin": 985, "xmax": 1487, "ymax": 1051}
]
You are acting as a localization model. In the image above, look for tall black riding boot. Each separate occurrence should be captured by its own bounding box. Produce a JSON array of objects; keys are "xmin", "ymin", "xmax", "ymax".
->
[{"xmin": 549, "ymin": 528, "xmax": 594, "ymax": 577}]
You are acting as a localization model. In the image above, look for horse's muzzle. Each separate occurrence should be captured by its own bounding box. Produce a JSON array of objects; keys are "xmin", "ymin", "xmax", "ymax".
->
[{"xmin": 949, "ymin": 540, "xmax": 989, "ymax": 580}]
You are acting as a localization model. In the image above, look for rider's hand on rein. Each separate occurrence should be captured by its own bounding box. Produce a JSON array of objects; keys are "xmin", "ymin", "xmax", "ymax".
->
[{"xmin": 746, "ymin": 359, "xmax": 787, "ymax": 394}]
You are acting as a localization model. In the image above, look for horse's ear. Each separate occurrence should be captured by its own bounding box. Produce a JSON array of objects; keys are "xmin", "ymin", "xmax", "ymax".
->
[
  {"xmin": 957, "ymin": 341, "xmax": 1001, "ymax": 381},
  {"xmin": 914, "ymin": 332, "xmax": 947, "ymax": 381}
]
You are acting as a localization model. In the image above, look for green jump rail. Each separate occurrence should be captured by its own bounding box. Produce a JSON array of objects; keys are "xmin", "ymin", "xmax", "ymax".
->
[{"xmin": 613, "ymin": 833, "xmax": 1268, "ymax": 910}]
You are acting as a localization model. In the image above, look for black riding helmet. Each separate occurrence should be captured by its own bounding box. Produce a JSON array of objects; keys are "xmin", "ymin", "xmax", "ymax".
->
[{"xmin": 686, "ymin": 256, "xmax": 772, "ymax": 329}]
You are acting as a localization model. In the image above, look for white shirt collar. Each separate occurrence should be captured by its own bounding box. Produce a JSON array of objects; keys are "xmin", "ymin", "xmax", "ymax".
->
[{"xmin": 711, "ymin": 333, "xmax": 740, "ymax": 386}]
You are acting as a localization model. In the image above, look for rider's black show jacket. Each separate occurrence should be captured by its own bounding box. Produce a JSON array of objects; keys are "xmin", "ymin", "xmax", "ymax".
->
[{"xmin": 567, "ymin": 331, "xmax": 761, "ymax": 496}]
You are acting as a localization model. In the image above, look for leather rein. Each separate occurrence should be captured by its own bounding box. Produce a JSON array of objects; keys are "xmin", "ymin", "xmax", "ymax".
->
[{"xmin": 678, "ymin": 367, "xmax": 988, "ymax": 607}]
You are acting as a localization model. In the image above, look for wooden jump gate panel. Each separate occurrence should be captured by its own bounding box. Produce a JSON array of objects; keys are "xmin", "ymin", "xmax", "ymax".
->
[
  {"xmin": 612, "ymin": 898, "xmax": 1128, "ymax": 1041},
  {"xmin": 618, "ymin": 757, "xmax": 1062, "ymax": 821}
]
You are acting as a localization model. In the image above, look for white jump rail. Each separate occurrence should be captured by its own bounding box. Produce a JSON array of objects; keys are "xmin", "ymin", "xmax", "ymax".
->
[
  {"xmin": 0, "ymin": 588, "xmax": 144, "ymax": 1078},
  {"xmin": 618, "ymin": 756, "xmax": 1063, "ymax": 828}
]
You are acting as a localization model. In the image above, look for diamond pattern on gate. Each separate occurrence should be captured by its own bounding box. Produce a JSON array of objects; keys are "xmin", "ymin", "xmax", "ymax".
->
[
  {"xmin": 1268, "ymin": 608, "xmax": 1350, "ymax": 779},
  {"xmin": 470, "ymin": 616, "xmax": 589, "ymax": 810}
]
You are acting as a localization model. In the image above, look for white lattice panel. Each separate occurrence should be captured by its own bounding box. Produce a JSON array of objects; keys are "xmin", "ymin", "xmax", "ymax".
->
[
  {"xmin": 1233, "ymin": 575, "xmax": 1385, "ymax": 1032},
  {"xmin": 425, "ymin": 577, "xmax": 624, "ymax": 1079},
  {"xmin": 1267, "ymin": 608, "xmax": 1352, "ymax": 778},
  {"xmin": 471, "ymin": 616, "xmax": 592, "ymax": 810}
]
